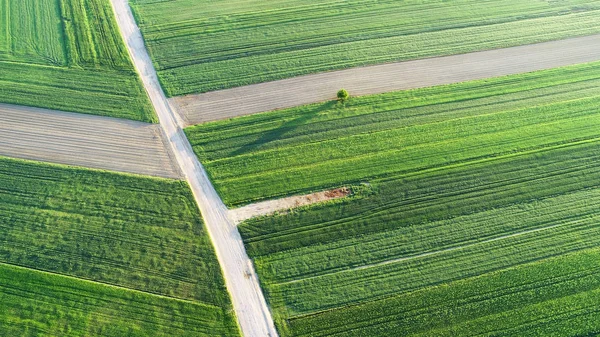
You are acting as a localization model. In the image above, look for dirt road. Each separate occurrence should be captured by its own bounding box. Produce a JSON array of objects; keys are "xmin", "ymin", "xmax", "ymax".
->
[
  {"xmin": 0, "ymin": 104, "xmax": 180, "ymax": 178},
  {"xmin": 173, "ymin": 34, "xmax": 600, "ymax": 126},
  {"xmin": 110, "ymin": 1, "xmax": 278, "ymax": 336}
]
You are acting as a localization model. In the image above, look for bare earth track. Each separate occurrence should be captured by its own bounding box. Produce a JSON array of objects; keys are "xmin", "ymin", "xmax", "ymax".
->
[
  {"xmin": 0, "ymin": 104, "xmax": 181, "ymax": 178},
  {"xmin": 173, "ymin": 34, "xmax": 600, "ymax": 125},
  {"xmin": 110, "ymin": 1, "xmax": 279, "ymax": 336},
  {"xmin": 230, "ymin": 188, "xmax": 350, "ymax": 224}
]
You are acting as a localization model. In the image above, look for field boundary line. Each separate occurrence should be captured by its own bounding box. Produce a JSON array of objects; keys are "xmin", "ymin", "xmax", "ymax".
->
[
  {"xmin": 277, "ymin": 219, "xmax": 578, "ymax": 286},
  {"xmin": 0, "ymin": 261, "xmax": 223, "ymax": 309}
]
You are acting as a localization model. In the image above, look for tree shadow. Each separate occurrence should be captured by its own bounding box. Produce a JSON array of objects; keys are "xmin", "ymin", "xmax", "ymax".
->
[{"xmin": 229, "ymin": 100, "xmax": 338, "ymax": 157}]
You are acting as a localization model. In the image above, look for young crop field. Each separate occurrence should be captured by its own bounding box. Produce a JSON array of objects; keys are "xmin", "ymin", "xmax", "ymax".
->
[
  {"xmin": 0, "ymin": 263, "xmax": 238, "ymax": 337},
  {"xmin": 185, "ymin": 61, "xmax": 600, "ymax": 335},
  {"xmin": 0, "ymin": 156, "xmax": 239, "ymax": 336},
  {"xmin": 0, "ymin": 0, "xmax": 155, "ymax": 122},
  {"xmin": 186, "ymin": 61, "xmax": 600, "ymax": 206},
  {"xmin": 130, "ymin": 0, "xmax": 600, "ymax": 96}
]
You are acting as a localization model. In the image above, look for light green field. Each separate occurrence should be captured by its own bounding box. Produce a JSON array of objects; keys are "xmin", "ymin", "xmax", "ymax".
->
[
  {"xmin": 0, "ymin": 263, "xmax": 238, "ymax": 337},
  {"xmin": 0, "ymin": 156, "xmax": 239, "ymax": 336},
  {"xmin": 185, "ymin": 62, "xmax": 600, "ymax": 335},
  {"xmin": 283, "ymin": 248, "xmax": 600, "ymax": 336},
  {"xmin": 186, "ymin": 61, "xmax": 600, "ymax": 206},
  {"xmin": 0, "ymin": 0, "xmax": 155, "ymax": 122},
  {"xmin": 130, "ymin": 0, "xmax": 600, "ymax": 95}
]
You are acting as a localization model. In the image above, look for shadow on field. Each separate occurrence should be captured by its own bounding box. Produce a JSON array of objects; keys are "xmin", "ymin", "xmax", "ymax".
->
[{"xmin": 229, "ymin": 100, "xmax": 337, "ymax": 157}]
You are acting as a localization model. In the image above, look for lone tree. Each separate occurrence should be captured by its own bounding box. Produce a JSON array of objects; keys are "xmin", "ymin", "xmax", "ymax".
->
[{"xmin": 337, "ymin": 89, "xmax": 350, "ymax": 102}]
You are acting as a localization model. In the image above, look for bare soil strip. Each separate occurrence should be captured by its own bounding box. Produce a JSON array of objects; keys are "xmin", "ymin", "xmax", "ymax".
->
[
  {"xmin": 173, "ymin": 34, "xmax": 600, "ymax": 126},
  {"xmin": 230, "ymin": 188, "xmax": 350, "ymax": 224},
  {"xmin": 110, "ymin": 1, "xmax": 279, "ymax": 336},
  {"xmin": 0, "ymin": 104, "xmax": 181, "ymax": 178}
]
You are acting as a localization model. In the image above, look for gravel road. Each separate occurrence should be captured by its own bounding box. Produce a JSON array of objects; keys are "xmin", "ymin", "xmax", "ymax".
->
[
  {"xmin": 110, "ymin": 1, "xmax": 279, "ymax": 336},
  {"xmin": 0, "ymin": 104, "xmax": 181, "ymax": 178},
  {"xmin": 173, "ymin": 34, "xmax": 600, "ymax": 126}
]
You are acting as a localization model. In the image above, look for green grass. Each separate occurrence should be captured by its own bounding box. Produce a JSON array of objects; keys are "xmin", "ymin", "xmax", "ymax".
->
[
  {"xmin": 186, "ymin": 61, "xmax": 600, "ymax": 206},
  {"xmin": 130, "ymin": 0, "xmax": 600, "ymax": 95},
  {"xmin": 0, "ymin": 156, "xmax": 239, "ymax": 336},
  {"xmin": 185, "ymin": 62, "xmax": 600, "ymax": 335},
  {"xmin": 0, "ymin": 263, "xmax": 238, "ymax": 337},
  {"xmin": 0, "ymin": 0, "xmax": 155, "ymax": 122}
]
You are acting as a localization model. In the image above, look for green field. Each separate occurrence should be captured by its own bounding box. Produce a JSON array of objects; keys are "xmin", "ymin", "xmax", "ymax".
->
[
  {"xmin": 185, "ymin": 62, "xmax": 600, "ymax": 335},
  {"xmin": 130, "ymin": 0, "xmax": 600, "ymax": 96},
  {"xmin": 0, "ymin": 0, "xmax": 155, "ymax": 122},
  {"xmin": 186, "ymin": 61, "xmax": 600, "ymax": 206},
  {"xmin": 0, "ymin": 156, "xmax": 239, "ymax": 336},
  {"xmin": 0, "ymin": 264, "xmax": 238, "ymax": 337},
  {"xmin": 283, "ymin": 248, "xmax": 600, "ymax": 336}
]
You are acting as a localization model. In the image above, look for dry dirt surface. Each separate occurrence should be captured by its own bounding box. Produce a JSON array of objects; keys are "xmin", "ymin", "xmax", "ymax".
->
[
  {"xmin": 172, "ymin": 34, "xmax": 600, "ymax": 126},
  {"xmin": 230, "ymin": 188, "xmax": 350, "ymax": 224},
  {"xmin": 110, "ymin": 1, "xmax": 279, "ymax": 336},
  {"xmin": 0, "ymin": 104, "xmax": 181, "ymax": 178}
]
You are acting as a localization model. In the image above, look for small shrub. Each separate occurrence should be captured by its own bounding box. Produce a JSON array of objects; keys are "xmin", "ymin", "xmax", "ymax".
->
[{"xmin": 337, "ymin": 89, "xmax": 350, "ymax": 102}]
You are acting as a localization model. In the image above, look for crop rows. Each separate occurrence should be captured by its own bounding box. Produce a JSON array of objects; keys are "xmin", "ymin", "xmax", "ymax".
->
[
  {"xmin": 240, "ymin": 139, "xmax": 600, "ymax": 309},
  {"xmin": 187, "ymin": 61, "xmax": 600, "ymax": 206},
  {"xmin": 239, "ymin": 140, "xmax": 600, "ymax": 334},
  {"xmin": 0, "ymin": 0, "xmax": 155, "ymax": 122},
  {"xmin": 283, "ymin": 248, "xmax": 600, "ymax": 336},
  {"xmin": 130, "ymin": 0, "xmax": 600, "ymax": 95},
  {"xmin": 241, "ymin": 137, "xmax": 600, "ymax": 336},
  {"xmin": 0, "ymin": 0, "xmax": 66, "ymax": 65},
  {"xmin": 0, "ymin": 263, "xmax": 239, "ymax": 337},
  {"xmin": 0, "ymin": 104, "xmax": 180, "ymax": 178},
  {"xmin": 184, "ymin": 62, "xmax": 600, "ymax": 335},
  {"xmin": 0, "ymin": 156, "xmax": 239, "ymax": 335}
]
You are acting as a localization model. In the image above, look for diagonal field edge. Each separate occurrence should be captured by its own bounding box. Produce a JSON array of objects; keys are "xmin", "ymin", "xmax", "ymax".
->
[
  {"xmin": 109, "ymin": 1, "xmax": 279, "ymax": 336},
  {"xmin": 0, "ymin": 261, "xmax": 222, "ymax": 310}
]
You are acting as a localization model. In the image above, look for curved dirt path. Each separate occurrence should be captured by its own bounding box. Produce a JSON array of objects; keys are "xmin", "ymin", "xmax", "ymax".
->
[
  {"xmin": 0, "ymin": 104, "xmax": 181, "ymax": 178},
  {"xmin": 173, "ymin": 34, "xmax": 600, "ymax": 126},
  {"xmin": 110, "ymin": 1, "xmax": 278, "ymax": 336}
]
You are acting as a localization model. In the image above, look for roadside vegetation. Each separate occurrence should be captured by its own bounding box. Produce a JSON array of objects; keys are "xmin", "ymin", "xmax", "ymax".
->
[
  {"xmin": 130, "ymin": 0, "xmax": 600, "ymax": 95},
  {"xmin": 0, "ymin": 0, "xmax": 155, "ymax": 122},
  {"xmin": 0, "ymin": 156, "xmax": 239, "ymax": 336},
  {"xmin": 185, "ymin": 61, "xmax": 600, "ymax": 335}
]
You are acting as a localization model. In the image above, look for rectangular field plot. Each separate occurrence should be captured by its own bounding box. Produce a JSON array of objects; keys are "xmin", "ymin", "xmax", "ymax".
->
[
  {"xmin": 186, "ymin": 61, "xmax": 600, "ymax": 206},
  {"xmin": 239, "ymin": 119, "xmax": 600, "ymax": 336},
  {"xmin": 0, "ymin": 264, "xmax": 238, "ymax": 337},
  {"xmin": 0, "ymin": 0, "xmax": 65, "ymax": 65},
  {"xmin": 130, "ymin": 0, "xmax": 600, "ymax": 95},
  {"xmin": 187, "ymin": 61, "xmax": 600, "ymax": 335},
  {"xmin": 0, "ymin": 156, "xmax": 239, "ymax": 336},
  {"xmin": 0, "ymin": 0, "xmax": 154, "ymax": 122},
  {"xmin": 282, "ymin": 248, "xmax": 600, "ymax": 337}
]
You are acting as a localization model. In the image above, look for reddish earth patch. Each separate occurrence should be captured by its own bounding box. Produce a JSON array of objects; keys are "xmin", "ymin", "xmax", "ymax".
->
[{"xmin": 229, "ymin": 187, "xmax": 351, "ymax": 224}]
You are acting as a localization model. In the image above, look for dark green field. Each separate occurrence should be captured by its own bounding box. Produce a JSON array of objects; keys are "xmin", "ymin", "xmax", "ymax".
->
[
  {"xmin": 0, "ymin": 156, "xmax": 239, "ymax": 336},
  {"xmin": 130, "ymin": 0, "xmax": 600, "ymax": 95},
  {"xmin": 0, "ymin": 0, "xmax": 154, "ymax": 122},
  {"xmin": 185, "ymin": 62, "xmax": 600, "ymax": 335}
]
